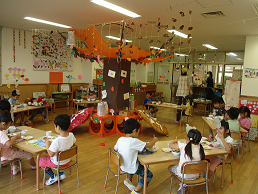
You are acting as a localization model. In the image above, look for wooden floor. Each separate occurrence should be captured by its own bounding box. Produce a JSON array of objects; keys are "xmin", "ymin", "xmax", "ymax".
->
[{"xmin": 1, "ymin": 106, "xmax": 258, "ymax": 194}]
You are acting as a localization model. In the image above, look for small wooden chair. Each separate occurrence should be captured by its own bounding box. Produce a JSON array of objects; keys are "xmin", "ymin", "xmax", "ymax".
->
[
  {"xmin": 169, "ymin": 160, "xmax": 209, "ymax": 194},
  {"xmin": 231, "ymin": 131, "xmax": 242, "ymax": 163},
  {"xmin": 43, "ymin": 146, "xmax": 79, "ymax": 194},
  {"xmin": 241, "ymin": 129, "xmax": 251, "ymax": 156},
  {"xmin": 104, "ymin": 148, "xmax": 127, "ymax": 194},
  {"xmin": 0, "ymin": 147, "xmax": 23, "ymax": 179},
  {"xmin": 212, "ymin": 147, "xmax": 234, "ymax": 186},
  {"xmin": 182, "ymin": 108, "xmax": 194, "ymax": 125}
]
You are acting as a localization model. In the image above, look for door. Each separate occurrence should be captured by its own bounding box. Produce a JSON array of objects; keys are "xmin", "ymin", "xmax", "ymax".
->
[{"xmin": 154, "ymin": 63, "xmax": 173, "ymax": 102}]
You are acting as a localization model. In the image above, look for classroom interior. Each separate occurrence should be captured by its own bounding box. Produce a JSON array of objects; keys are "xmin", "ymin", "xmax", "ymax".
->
[{"xmin": 1, "ymin": 0, "xmax": 258, "ymax": 194}]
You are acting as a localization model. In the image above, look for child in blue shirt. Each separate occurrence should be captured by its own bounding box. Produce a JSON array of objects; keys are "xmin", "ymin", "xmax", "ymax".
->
[
  {"xmin": 8, "ymin": 90, "xmax": 24, "ymax": 125},
  {"xmin": 144, "ymin": 92, "xmax": 158, "ymax": 117}
]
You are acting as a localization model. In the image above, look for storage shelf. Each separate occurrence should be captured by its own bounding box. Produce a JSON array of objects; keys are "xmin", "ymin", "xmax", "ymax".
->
[{"xmin": 52, "ymin": 92, "xmax": 72, "ymax": 94}]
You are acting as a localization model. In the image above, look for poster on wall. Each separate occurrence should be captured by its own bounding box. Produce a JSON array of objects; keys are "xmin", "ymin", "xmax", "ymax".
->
[
  {"xmin": 240, "ymin": 100, "xmax": 258, "ymax": 115},
  {"xmin": 32, "ymin": 35, "xmax": 73, "ymax": 72},
  {"xmin": 244, "ymin": 68, "xmax": 258, "ymax": 78},
  {"xmin": 157, "ymin": 65, "xmax": 170, "ymax": 84}
]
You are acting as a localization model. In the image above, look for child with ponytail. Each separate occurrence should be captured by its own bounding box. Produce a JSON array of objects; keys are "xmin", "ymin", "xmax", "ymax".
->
[
  {"xmin": 0, "ymin": 111, "xmax": 36, "ymax": 174},
  {"xmin": 168, "ymin": 129, "xmax": 205, "ymax": 194}
]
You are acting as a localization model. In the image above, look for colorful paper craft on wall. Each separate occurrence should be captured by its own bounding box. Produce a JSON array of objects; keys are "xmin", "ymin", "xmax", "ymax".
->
[
  {"xmin": 108, "ymin": 70, "xmax": 116, "ymax": 78},
  {"xmin": 6, "ymin": 67, "xmax": 28, "ymax": 83},
  {"xmin": 244, "ymin": 68, "xmax": 258, "ymax": 78},
  {"xmin": 32, "ymin": 34, "xmax": 73, "ymax": 72},
  {"xmin": 240, "ymin": 100, "xmax": 258, "ymax": 115},
  {"xmin": 49, "ymin": 72, "xmax": 63, "ymax": 83}
]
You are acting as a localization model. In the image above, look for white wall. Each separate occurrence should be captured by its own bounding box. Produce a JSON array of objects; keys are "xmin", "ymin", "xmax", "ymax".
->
[
  {"xmin": 133, "ymin": 63, "xmax": 154, "ymax": 83},
  {"xmin": 1, "ymin": 27, "xmax": 92, "ymax": 84},
  {"xmin": 241, "ymin": 35, "xmax": 258, "ymax": 96}
]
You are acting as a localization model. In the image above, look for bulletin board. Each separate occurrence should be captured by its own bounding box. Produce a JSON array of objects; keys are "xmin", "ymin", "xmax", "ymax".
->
[
  {"xmin": 224, "ymin": 80, "xmax": 241, "ymax": 108},
  {"xmin": 96, "ymin": 69, "xmax": 103, "ymax": 79},
  {"xmin": 157, "ymin": 65, "xmax": 170, "ymax": 84}
]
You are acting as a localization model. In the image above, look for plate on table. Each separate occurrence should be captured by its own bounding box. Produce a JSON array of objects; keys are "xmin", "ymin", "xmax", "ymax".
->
[
  {"xmin": 201, "ymin": 137, "xmax": 208, "ymax": 141},
  {"xmin": 203, "ymin": 145, "xmax": 211, "ymax": 150},
  {"xmin": 148, "ymin": 146, "xmax": 159, "ymax": 152},
  {"xmin": 23, "ymin": 136, "xmax": 33, "ymax": 140},
  {"xmin": 162, "ymin": 148, "xmax": 172, "ymax": 153},
  {"xmin": 27, "ymin": 139, "xmax": 37, "ymax": 144},
  {"xmin": 9, "ymin": 133, "xmax": 18, "ymax": 137},
  {"xmin": 40, "ymin": 136, "xmax": 54, "ymax": 141}
]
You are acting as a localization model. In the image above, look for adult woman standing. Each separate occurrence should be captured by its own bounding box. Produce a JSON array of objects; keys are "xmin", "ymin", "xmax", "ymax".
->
[
  {"xmin": 174, "ymin": 68, "xmax": 193, "ymax": 123},
  {"xmin": 206, "ymin": 71, "xmax": 214, "ymax": 100}
]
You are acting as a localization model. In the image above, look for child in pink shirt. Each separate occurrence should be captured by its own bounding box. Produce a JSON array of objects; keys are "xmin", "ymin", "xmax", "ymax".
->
[{"xmin": 238, "ymin": 106, "xmax": 252, "ymax": 132}]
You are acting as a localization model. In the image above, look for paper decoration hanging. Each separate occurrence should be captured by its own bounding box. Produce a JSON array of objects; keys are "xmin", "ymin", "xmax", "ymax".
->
[
  {"xmin": 111, "ymin": 86, "xmax": 114, "ymax": 91},
  {"xmin": 78, "ymin": 74, "xmax": 82, "ymax": 80},
  {"xmin": 66, "ymin": 75, "xmax": 75, "ymax": 83},
  {"xmin": 102, "ymin": 90, "xmax": 107, "ymax": 99},
  {"xmin": 121, "ymin": 70, "xmax": 127, "ymax": 78},
  {"xmin": 108, "ymin": 70, "xmax": 116, "ymax": 78},
  {"xmin": 124, "ymin": 92, "xmax": 129, "ymax": 100},
  {"xmin": 121, "ymin": 79, "xmax": 124, "ymax": 83},
  {"xmin": 13, "ymin": 29, "xmax": 15, "ymax": 62},
  {"xmin": 19, "ymin": 30, "xmax": 20, "ymax": 46},
  {"xmin": 24, "ymin": 31, "xmax": 26, "ymax": 49},
  {"xmin": 103, "ymin": 82, "xmax": 105, "ymax": 86},
  {"xmin": 6, "ymin": 84, "xmax": 11, "ymax": 88}
]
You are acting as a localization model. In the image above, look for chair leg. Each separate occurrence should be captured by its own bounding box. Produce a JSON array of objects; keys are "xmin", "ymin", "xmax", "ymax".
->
[
  {"xmin": 248, "ymin": 134, "xmax": 250, "ymax": 152},
  {"xmin": 212, "ymin": 169, "xmax": 216, "ymax": 186},
  {"xmin": 57, "ymin": 171, "xmax": 61, "ymax": 194},
  {"xmin": 115, "ymin": 175, "xmax": 120, "ymax": 194},
  {"xmin": 231, "ymin": 162, "xmax": 233, "ymax": 183},
  {"xmin": 104, "ymin": 169, "xmax": 109, "ymax": 188},
  {"xmin": 206, "ymin": 182, "xmax": 209, "ymax": 194},
  {"xmin": 237, "ymin": 144, "xmax": 239, "ymax": 163},
  {"xmin": 169, "ymin": 177, "xmax": 173, "ymax": 194},
  {"xmin": 76, "ymin": 164, "xmax": 79, "ymax": 184},
  {"xmin": 19, "ymin": 159, "xmax": 23, "ymax": 179},
  {"xmin": 43, "ymin": 168, "xmax": 46, "ymax": 186}
]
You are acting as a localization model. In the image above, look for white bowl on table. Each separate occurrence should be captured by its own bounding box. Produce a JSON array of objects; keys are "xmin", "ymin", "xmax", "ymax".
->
[
  {"xmin": 8, "ymin": 126, "xmax": 16, "ymax": 133},
  {"xmin": 172, "ymin": 149, "xmax": 180, "ymax": 157},
  {"xmin": 211, "ymin": 142, "xmax": 220, "ymax": 147}
]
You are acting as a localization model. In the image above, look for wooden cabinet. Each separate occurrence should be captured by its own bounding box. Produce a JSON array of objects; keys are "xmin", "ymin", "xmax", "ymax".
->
[{"xmin": 193, "ymin": 86, "xmax": 224, "ymax": 99}]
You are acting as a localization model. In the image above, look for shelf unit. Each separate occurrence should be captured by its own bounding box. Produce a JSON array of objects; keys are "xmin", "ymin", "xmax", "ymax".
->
[
  {"xmin": 193, "ymin": 86, "xmax": 224, "ymax": 99},
  {"xmin": 75, "ymin": 89, "xmax": 87, "ymax": 100}
]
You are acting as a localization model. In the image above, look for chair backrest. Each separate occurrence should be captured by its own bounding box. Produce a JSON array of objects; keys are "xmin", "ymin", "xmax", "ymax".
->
[
  {"xmin": 230, "ymin": 131, "xmax": 241, "ymax": 140},
  {"xmin": 181, "ymin": 160, "xmax": 209, "ymax": 175},
  {"xmin": 109, "ymin": 148, "xmax": 121, "ymax": 167},
  {"xmin": 57, "ymin": 146, "xmax": 78, "ymax": 161}
]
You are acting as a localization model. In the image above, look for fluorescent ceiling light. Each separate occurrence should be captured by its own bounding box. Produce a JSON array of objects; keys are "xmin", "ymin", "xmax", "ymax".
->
[
  {"xmin": 150, "ymin": 46, "xmax": 166, "ymax": 51},
  {"xmin": 106, "ymin": 36, "xmax": 132, "ymax": 42},
  {"xmin": 167, "ymin": 30, "xmax": 190, "ymax": 39},
  {"xmin": 202, "ymin": 44, "xmax": 218, "ymax": 50},
  {"xmin": 24, "ymin": 17, "xmax": 72, "ymax": 28},
  {"xmin": 236, "ymin": 58, "xmax": 242, "ymax": 60},
  {"xmin": 174, "ymin": 53, "xmax": 188, "ymax": 56},
  {"xmin": 228, "ymin": 52, "xmax": 237, "ymax": 56},
  {"xmin": 91, "ymin": 0, "xmax": 141, "ymax": 18}
]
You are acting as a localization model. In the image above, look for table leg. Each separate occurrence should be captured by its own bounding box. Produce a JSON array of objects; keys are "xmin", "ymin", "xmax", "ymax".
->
[
  {"xmin": 202, "ymin": 120, "xmax": 205, "ymax": 136},
  {"xmin": 46, "ymin": 107, "xmax": 48, "ymax": 122},
  {"xmin": 204, "ymin": 104, "xmax": 207, "ymax": 116},
  {"xmin": 36, "ymin": 154, "xmax": 40, "ymax": 190},
  {"xmin": 221, "ymin": 156, "xmax": 225, "ymax": 187},
  {"xmin": 143, "ymin": 164, "xmax": 148, "ymax": 194},
  {"xmin": 77, "ymin": 104, "xmax": 79, "ymax": 112},
  {"xmin": 180, "ymin": 110, "xmax": 182, "ymax": 126}
]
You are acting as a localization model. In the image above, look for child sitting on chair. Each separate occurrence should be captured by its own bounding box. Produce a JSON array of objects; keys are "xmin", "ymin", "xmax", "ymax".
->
[
  {"xmin": 86, "ymin": 88, "xmax": 97, "ymax": 109},
  {"xmin": 238, "ymin": 106, "xmax": 252, "ymax": 134},
  {"xmin": 206, "ymin": 119, "xmax": 233, "ymax": 179},
  {"xmin": 209, "ymin": 98, "xmax": 225, "ymax": 116},
  {"xmin": 144, "ymin": 92, "xmax": 158, "ymax": 117},
  {"xmin": 224, "ymin": 107, "xmax": 240, "ymax": 144},
  {"xmin": 8, "ymin": 90, "xmax": 24, "ymax": 126},
  {"xmin": 39, "ymin": 114, "xmax": 76, "ymax": 186},
  {"xmin": 168, "ymin": 129, "xmax": 205, "ymax": 194},
  {"xmin": 114, "ymin": 118, "xmax": 158, "ymax": 194},
  {"xmin": 174, "ymin": 95, "xmax": 193, "ymax": 124},
  {"xmin": 26, "ymin": 98, "xmax": 48, "ymax": 126}
]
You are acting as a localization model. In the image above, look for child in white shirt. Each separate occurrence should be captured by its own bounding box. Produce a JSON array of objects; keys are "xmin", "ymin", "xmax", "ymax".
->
[
  {"xmin": 206, "ymin": 120, "xmax": 233, "ymax": 179},
  {"xmin": 39, "ymin": 114, "xmax": 76, "ymax": 186},
  {"xmin": 168, "ymin": 129, "xmax": 205, "ymax": 194},
  {"xmin": 0, "ymin": 111, "xmax": 36, "ymax": 174},
  {"xmin": 114, "ymin": 118, "xmax": 158, "ymax": 194}
]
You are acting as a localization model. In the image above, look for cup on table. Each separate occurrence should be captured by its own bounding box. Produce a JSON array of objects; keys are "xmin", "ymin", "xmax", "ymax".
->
[
  {"xmin": 21, "ymin": 130, "xmax": 28, "ymax": 136},
  {"xmin": 13, "ymin": 106, "xmax": 17, "ymax": 110},
  {"xmin": 46, "ymin": 131, "xmax": 52, "ymax": 137},
  {"xmin": 28, "ymin": 102, "xmax": 32, "ymax": 105}
]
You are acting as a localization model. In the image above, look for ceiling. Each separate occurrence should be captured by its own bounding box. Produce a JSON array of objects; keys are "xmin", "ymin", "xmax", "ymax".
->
[{"xmin": 1, "ymin": 0, "xmax": 258, "ymax": 54}]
